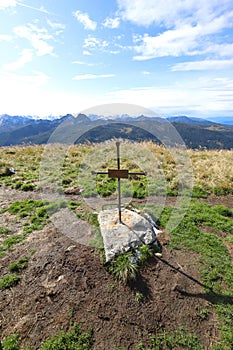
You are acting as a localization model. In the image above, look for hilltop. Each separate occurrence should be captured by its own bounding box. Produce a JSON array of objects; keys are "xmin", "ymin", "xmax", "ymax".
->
[{"xmin": 0, "ymin": 142, "xmax": 232, "ymax": 349}]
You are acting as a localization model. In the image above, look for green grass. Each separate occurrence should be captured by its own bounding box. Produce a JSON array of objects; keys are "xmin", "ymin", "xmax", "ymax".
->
[
  {"xmin": 96, "ymin": 174, "xmax": 117, "ymax": 197},
  {"xmin": 2, "ymin": 234, "xmax": 26, "ymax": 249},
  {"xmin": 107, "ymin": 244, "xmax": 159, "ymax": 283},
  {"xmin": 149, "ymin": 326, "xmax": 203, "ymax": 350},
  {"xmin": 0, "ymin": 234, "xmax": 26, "ymax": 257},
  {"xmin": 9, "ymin": 256, "xmax": 29, "ymax": 272},
  {"xmin": 0, "ymin": 199, "xmax": 98, "ymax": 258},
  {"xmin": 0, "ymin": 227, "xmax": 11, "ymax": 235},
  {"xmin": 0, "ymin": 326, "xmax": 92, "ymax": 350},
  {"xmin": 0, "ymin": 326, "xmax": 204, "ymax": 350},
  {"xmin": 107, "ymin": 251, "xmax": 139, "ymax": 284},
  {"xmin": 40, "ymin": 324, "xmax": 93, "ymax": 350},
  {"xmin": 1, "ymin": 334, "xmax": 20, "ymax": 350},
  {"xmin": 0, "ymin": 273, "xmax": 20, "ymax": 290},
  {"xmin": 0, "ymin": 199, "xmax": 99, "ymax": 253},
  {"xmin": 1, "ymin": 199, "xmax": 71, "ymax": 234},
  {"xmin": 150, "ymin": 199, "xmax": 233, "ymax": 349}
]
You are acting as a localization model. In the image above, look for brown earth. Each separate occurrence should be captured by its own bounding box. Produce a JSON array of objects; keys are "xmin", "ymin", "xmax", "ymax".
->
[{"xmin": 1, "ymin": 188, "xmax": 233, "ymax": 349}]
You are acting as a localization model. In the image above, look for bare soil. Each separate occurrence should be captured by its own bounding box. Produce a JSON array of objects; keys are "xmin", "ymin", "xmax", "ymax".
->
[{"xmin": 1, "ymin": 189, "xmax": 233, "ymax": 349}]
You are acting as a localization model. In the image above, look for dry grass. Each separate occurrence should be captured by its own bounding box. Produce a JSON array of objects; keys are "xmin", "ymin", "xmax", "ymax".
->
[
  {"xmin": 188, "ymin": 149, "xmax": 233, "ymax": 194},
  {"xmin": 0, "ymin": 142, "xmax": 232, "ymax": 196}
]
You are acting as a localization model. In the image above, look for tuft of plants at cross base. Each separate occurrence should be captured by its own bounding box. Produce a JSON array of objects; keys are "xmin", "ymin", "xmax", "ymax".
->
[{"xmin": 107, "ymin": 243, "xmax": 159, "ymax": 284}]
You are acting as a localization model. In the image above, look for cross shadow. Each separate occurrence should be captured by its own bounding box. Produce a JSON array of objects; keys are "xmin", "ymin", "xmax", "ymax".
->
[
  {"xmin": 156, "ymin": 256, "xmax": 233, "ymax": 306},
  {"xmin": 173, "ymin": 288, "xmax": 233, "ymax": 305}
]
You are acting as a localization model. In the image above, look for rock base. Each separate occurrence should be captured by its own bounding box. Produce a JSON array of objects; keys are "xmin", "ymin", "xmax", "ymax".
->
[{"xmin": 98, "ymin": 208, "xmax": 161, "ymax": 262}]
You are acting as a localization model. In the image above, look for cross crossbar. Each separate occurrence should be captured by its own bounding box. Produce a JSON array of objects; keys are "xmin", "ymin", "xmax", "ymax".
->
[{"xmin": 92, "ymin": 141, "xmax": 147, "ymax": 223}]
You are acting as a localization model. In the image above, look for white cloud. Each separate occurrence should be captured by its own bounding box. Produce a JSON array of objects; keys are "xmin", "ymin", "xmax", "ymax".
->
[
  {"xmin": 118, "ymin": 0, "xmax": 233, "ymax": 61},
  {"xmin": 0, "ymin": 70, "xmax": 49, "ymax": 88},
  {"xmin": 72, "ymin": 60, "xmax": 95, "ymax": 66},
  {"xmin": 46, "ymin": 19, "xmax": 65, "ymax": 35},
  {"xmin": 83, "ymin": 50, "xmax": 92, "ymax": 56},
  {"xmin": 73, "ymin": 10, "xmax": 97, "ymax": 30},
  {"xmin": 0, "ymin": 0, "xmax": 16, "ymax": 10},
  {"xmin": 0, "ymin": 34, "xmax": 12, "ymax": 41},
  {"xmin": 82, "ymin": 36, "xmax": 111, "ymax": 54},
  {"xmin": 72, "ymin": 74, "xmax": 115, "ymax": 81},
  {"xmin": 13, "ymin": 23, "xmax": 54, "ymax": 56},
  {"xmin": 105, "ymin": 77, "xmax": 233, "ymax": 116},
  {"xmin": 133, "ymin": 12, "xmax": 233, "ymax": 60},
  {"xmin": 82, "ymin": 35, "xmax": 126, "ymax": 56},
  {"xmin": 117, "ymin": 0, "xmax": 231, "ymax": 27},
  {"xmin": 3, "ymin": 48, "xmax": 33, "ymax": 71},
  {"xmin": 103, "ymin": 17, "xmax": 120, "ymax": 29},
  {"xmin": 133, "ymin": 27, "xmax": 199, "ymax": 60},
  {"xmin": 109, "ymin": 50, "xmax": 120, "ymax": 55},
  {"xmin": 83, "ymin": 36, "xmax": 109, "ymax": 50},
  {"xmin": 205, "ymin": 43, "xmax": 233, "ymax": 57},
  {"xmin": 171, "ymin": 59, "xmax": 233, "ymax": 71}
]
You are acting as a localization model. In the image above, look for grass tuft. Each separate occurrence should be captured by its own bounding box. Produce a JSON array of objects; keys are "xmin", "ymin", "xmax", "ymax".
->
[{"xmin": 0, "ymin": 273, "xmax": 20, "ymax": 290}]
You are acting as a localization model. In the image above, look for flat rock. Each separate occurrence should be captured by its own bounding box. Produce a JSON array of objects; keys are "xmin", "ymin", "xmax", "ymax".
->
[{"xmin": 98, "ymin": 208, "xmax": 161, "ymax": 262}]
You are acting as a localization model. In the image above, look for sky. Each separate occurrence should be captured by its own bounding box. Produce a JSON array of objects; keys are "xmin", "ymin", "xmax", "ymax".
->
[{"xmin": 0, "ymin": 0, "xmax": 233, "ymax": 118}]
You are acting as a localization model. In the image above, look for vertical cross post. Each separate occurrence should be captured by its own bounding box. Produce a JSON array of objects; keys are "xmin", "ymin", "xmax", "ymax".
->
[
  {"xmin": 116, "ymin": 141, "xmax": 122, "ymax": 223},
  {"xmin": 92, "ymin": 142, "xmax": 146, "ymax": 224}
]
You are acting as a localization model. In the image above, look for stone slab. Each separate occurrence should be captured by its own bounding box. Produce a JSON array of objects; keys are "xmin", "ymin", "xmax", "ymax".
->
[{"xmin": 98, "ymin": 208, "xmax": 161, "ymax": 262}]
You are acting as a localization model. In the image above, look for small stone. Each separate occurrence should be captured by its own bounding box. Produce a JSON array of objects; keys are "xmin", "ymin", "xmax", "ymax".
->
[
  {"xmin": 64, "ymin": 186, "xmax": 84, "ymax": 195},
  {"xmin": 66, "ymin": 245, "xmax": 77, "ymax": 252}
]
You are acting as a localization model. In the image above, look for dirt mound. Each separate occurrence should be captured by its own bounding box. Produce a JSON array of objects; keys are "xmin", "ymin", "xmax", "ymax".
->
[{"xmin": 1, "ymin": 190, "xmax": 231, "ymax": 349}]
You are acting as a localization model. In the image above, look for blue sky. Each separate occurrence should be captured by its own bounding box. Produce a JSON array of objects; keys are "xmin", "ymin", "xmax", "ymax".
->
[{"xmin": 0, "ymin": 0, "xmax": 233, "ymax": 118}]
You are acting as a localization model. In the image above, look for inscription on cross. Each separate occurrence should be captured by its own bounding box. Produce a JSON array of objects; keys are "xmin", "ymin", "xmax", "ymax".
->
[{"xmin": 92, "ymin": 141, "xmax": 147, "ymax": 223}]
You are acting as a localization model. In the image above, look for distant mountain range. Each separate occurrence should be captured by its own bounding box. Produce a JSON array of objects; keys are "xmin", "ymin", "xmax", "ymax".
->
[{"xmin": 0, "ymin": 113, "xmax": 233, "ymax": 149}]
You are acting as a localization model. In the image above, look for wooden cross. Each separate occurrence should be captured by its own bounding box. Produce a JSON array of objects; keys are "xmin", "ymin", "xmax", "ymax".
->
[{"xmin": 92, "ymin": 141, "xmax": 147, "ymax": 223}]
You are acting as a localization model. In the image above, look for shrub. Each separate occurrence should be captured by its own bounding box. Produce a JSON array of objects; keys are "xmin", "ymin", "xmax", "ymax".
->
[
  {"xmin": 0, "ymin": 274, "xmax": 20, "ymax": 289},
  {"xmin": 108, "ymin": 252, "xmax": 139, "ymax": 284},
  {"xmin": 1, "ymin": 334, "xmax": 20, "ymax": 350},
  {"xmin": 132, "ymin": 178, "xmax": 148, "ymax": 199},
  {"xmin": 213, "ymin": 186, "xmax": 230, "ymax": 196},
  {"xmin": 20, "ymin": 183, "xmax": 35, "ymax": 191},
  {"xmin": 135, "ymin": 292, "xmax": 144, "ymax": 303},
  {"xmin": 40, "ymin": 324, "xmax": 93, "ymax": 350},
  {"xmin": 0, "ymin": 227, "xmax": 10, "ymax": 235},
  {"xmin": 2, "ymin": 234, "xmax": 24, "ymax": 250},
  {"xmin": 14, "ymin": 181, "xmax": 23, "ymax": 189},
  {"xmin": 192, "ymin": 186, "xmax": 209, "ymax": 198},
  {"xmin": 212, "ymin": 205, "xmax": 233, "ymax": 217},
  {"xmin": 138, "ymin": 244, "xmax": 154, "ymax": 265},
  {"xmin": 9, "ymin": 256, "xmax": 29, "ymax": 272},
  {"xmin": 96, "ymin": 175, "xmax": 117, "ymax": 197},
  {"xmin": 84, "ymin": 211, "xmax": 99, "ymax": 226},
  {"xmin": 2, "ymin": 234, "xmax": 25, "ymax": 250}
]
